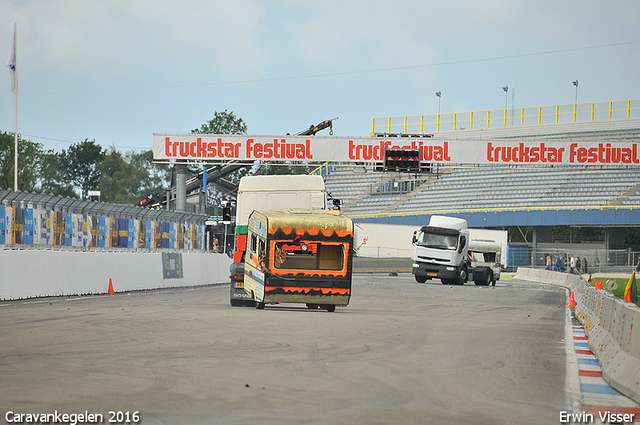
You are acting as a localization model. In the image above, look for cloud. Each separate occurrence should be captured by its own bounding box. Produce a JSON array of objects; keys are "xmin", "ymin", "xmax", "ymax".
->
[{"xmin": 1, "ymin": 0, "xmax": 269, "ymax": 84}]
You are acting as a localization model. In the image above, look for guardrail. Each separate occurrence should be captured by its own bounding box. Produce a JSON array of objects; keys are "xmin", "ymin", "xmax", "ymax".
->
[
  {"xmin": 514, "ymin": 267, "xmax": 640, "ymax": 403},
  {"xmin": 372, "ymin": 99, "xmax": 640, "ymax": 134}
]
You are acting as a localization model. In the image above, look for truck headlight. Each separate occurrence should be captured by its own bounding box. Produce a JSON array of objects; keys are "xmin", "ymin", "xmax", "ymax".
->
[
  {"xmin": 446, "ymin": 266, "xmax": 455, "ymax": 271},
  {"xmin": 412, "ymin": 263, "xmax": 419, "ymax": 268}
]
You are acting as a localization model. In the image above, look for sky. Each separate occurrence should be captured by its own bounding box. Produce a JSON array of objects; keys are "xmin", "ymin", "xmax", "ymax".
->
[{"xmin": 1, "ymin": 0, "xmax": 639, "ymax": 154}]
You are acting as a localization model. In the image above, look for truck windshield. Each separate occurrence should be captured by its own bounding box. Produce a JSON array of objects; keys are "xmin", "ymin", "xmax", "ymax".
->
[{"xmin": 417, "ymin": 232, "xmax": 458, "ymax": 250}]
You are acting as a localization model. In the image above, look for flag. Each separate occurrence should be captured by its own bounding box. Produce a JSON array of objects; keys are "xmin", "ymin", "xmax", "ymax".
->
[
  {"xmin": 624, "ymin": 270, "xmax": 638, "ymax": 304},
  {"xmin": 7, "ymin": 24, "xmax": 17, "ymax": 94}
]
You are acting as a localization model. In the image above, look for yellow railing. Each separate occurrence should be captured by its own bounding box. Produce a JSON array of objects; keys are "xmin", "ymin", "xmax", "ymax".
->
[
  {"xmin": 310, "ymin": 162, "xmax": 340, "ymax": 177},
  {"xmin": 371, "ymin": 99, "xmax": 640, "ymax": 135}
]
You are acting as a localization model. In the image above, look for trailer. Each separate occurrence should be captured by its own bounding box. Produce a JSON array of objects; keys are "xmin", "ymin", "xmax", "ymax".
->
[
  {"xmin": 242, "ymin": 209, "xmax": 353, "ymax": 311},
  {"xmin": 230, "ymin": 175, "xmax": 330, "ymax": 306},
  {"xmin": 467, "ymin": 239, "xmax": 502, "ymax": 286}
]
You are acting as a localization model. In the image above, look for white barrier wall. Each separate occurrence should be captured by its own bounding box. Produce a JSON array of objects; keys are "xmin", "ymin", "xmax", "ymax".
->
[
  {"xmin": 0, "ymin": 250, "xmax": 231, "ymax": 300},
  {"xmin": 354, "ymin": 222, "xmax": 508, "ymax": 264},
  {"xmin": 515, "ymin": 267, "xmax": 640, "ymax": 404},
  {"xmin": 354, "ymin": 223, "xmax": 416, "ymax": 258}
]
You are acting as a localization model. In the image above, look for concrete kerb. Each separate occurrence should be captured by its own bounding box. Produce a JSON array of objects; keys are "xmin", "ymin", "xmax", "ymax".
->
[{"xmin": 515, "ymin": 267, "xmax": 640, "ymax": 404}]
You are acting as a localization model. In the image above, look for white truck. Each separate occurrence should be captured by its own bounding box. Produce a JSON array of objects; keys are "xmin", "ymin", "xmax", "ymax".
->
[{"xmin": 411, "ymin": 216, "xmax": 502, "ymax": 286}]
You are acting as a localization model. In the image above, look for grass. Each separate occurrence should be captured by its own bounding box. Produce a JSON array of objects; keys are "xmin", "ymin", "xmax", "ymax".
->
[{"xmin": 589, "ymin": 276, "xmax": 640, "ymax": 307}]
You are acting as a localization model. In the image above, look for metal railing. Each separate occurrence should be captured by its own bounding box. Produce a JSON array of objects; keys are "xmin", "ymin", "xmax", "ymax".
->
[
  {"xmin": 372, "ymin": 99, "xmax": 640, "ymax": 134},
  {"xmin": 310, "ymin": 162, "xmax": 341, "ymax": 177},
  {"xmin": 368, "ymin": 178, "xmax": 424, "ymax": 195},
  {"xmin": 525, "ymin": 247, "xmax": 640, "ymax": 274}
]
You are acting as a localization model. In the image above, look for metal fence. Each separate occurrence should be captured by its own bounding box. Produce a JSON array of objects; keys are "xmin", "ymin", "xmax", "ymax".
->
[
  {"xmin": 517, "ymin": 244, "xmax": 640, "ymax": 274},
  {"xmin": 0, "ymin": 189, "xmax": 208, "ymax": 251}
]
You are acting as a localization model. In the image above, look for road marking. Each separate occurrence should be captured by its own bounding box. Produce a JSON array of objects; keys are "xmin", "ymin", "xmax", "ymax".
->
[
  {"xmin": 570, "ymin": 322, "xmax": 640, "ymax": 423},
  {"xmin": 579, "ymin": 370, "xmax": 603, "ymax": 377},
  {"xmin": 581, "ymin": 383, "xmax": 623, "ymax": 396}
]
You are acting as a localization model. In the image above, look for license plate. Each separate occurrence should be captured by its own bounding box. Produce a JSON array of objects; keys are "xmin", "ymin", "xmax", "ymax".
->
[
  {"xmin": 428, "ymin": 273, "xmax": 438, "ymax": 277},
  {"xmin": 234, "ymin": 282, "xmax": 244, "ymax": 288}
]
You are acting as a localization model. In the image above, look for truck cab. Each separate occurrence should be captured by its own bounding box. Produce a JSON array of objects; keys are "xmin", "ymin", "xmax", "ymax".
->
[
  {"xmin": 411, "ymin": 216, "xmax": 470, "ymax": 285},
  {"xmin": 412, "ymin": 216, "xmax": 503, "ymax": 286}
]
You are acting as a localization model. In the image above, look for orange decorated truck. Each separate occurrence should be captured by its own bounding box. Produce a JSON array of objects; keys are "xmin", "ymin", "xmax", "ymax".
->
[{"xmin": 242, "ymin": 209, "xmax": 353, "ymax": 312}]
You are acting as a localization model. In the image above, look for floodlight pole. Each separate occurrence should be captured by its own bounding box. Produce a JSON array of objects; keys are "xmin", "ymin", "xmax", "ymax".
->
[{"xmin": 502, "ymin": 86, "xmax": 509, "ymax": 110}]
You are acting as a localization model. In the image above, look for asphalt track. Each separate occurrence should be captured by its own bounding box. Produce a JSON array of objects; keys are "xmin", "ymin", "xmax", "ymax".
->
[{"xmin": 0, "ymin": 274, "xmax": 571, "ymax": 425}]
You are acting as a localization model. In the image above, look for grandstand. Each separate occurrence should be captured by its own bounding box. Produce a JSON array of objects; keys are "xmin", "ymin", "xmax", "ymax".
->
[
  {"xmin": 327, "ymin": 164, "xmax": 640, "ymax": 215},
  {"xmin": 320, "ymin": 100, "xmax": 640, "ymax": 269}
]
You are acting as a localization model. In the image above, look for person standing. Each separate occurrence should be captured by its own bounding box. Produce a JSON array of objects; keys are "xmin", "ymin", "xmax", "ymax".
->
[
  {"xmin": 584, "ymin": 258, "xmax": 588, "ymax": 274},
  {"xmin": 546, "ymin": 256, "xmax": 551, "ymax": 270},
  {"xmin": 570, "ymin": 255, "xmax": 575, "ymax": 274}
]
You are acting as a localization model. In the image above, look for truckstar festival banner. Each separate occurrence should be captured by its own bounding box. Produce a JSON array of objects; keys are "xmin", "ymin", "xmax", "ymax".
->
[{"xmin": 153, "ymin": 134, "xmax": 640, "ymax": 166}]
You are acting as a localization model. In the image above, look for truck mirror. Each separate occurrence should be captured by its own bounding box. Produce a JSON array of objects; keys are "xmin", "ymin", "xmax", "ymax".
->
[
  {"xmin": 458, "ymin": 236, "xmax": 466, "ymax": 253},
  {"xmin": 412, "ymin": 231, "xmax": 418, "ymax": 245}
]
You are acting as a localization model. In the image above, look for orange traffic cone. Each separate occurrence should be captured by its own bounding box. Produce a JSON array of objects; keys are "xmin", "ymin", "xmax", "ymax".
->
[
  {"xmin": 107, "ymin": 278, "xmax": 115, "ymax": 294},
  {"xmin": 568, "ymin": 292, "xmax": 576, "ymax": 307},
  {"xmin": 595, "ymin": 280, "xmax": 603, "ymax": 290}
]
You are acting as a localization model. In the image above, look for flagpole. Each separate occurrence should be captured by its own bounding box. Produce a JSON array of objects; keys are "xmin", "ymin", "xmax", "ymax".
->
[
  {"xmin": 14, "ymin": 74, "xmax": 18, "ymax": 191},
  {"xmin": 9, "ymin": 23, "xmax": 18, "ymax": 191}
]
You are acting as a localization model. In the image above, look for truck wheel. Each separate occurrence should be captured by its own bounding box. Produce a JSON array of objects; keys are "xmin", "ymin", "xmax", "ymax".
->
[
  {"xmin": 306, "ymin": 303, "xmax": 320, "ymax": 309},
  {"xmin": 415, "ymin": 275, "xmax": 427, "ymax": 283},
  {"xmin": 475, "ymin": 269, "xmax": 490, "ymax": 286},
  {"xmin": 325, "ymin": 305, "xmax": 336, "ymax": 313},
  {"xmin": 456, "ymin": 265, "xmax": 468, "ymax": 285},
  {"xmin": 255, "ymin": 302, "xmax": 265, "ymax": 310}
]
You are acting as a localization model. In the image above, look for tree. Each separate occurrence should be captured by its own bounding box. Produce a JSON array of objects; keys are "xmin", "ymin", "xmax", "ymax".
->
[
  {"xmin": 0, "ymin": 131, "xmax": 44, "ymax": 192},
  {"xmin": 60, "ymin": 139, "xmax": 105, "ymax": 199},
  {"xmin": 39, "ymin": 149, "xmax": 76, "ymax": 197},
  {"xmin": 191, "ymin": 110, "xmax": 248, "ymax": 135},
  {"xmin": 98, "ymin": 148, "xmax": 129, "ymax": 203},
  {"xmin": 191, "ymin": 110, "xmax": 250, "ymax": 211},
  {"xmin": 99, "ymin": 148, "xmax": 171, "ymax": 204},
  {"xmin": 127, "ymin": 150, "xmax": 171, "ymax": 197}
]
